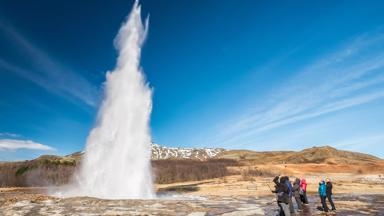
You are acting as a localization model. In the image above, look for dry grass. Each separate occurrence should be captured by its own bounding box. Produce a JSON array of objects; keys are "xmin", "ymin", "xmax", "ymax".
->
[
  {"xmin": 240, "ymin": 167, "xmax": 279, "ymax": 181},
  {"xmin": 152, "ymin": 159, "xmax": 239, "ymax": 184},
  {"xmin": 0, "ymin": 158, "xmax": 76, "ymax": 187},
  {"xmin": 0, "ymin": 158, "xmax": 239, "ymax": 187}
]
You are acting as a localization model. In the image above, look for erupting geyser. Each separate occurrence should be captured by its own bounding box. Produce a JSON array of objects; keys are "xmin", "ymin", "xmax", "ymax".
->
[{"xmin": 68, "ymin": 1, "xmax": 154, "ymax": 199}]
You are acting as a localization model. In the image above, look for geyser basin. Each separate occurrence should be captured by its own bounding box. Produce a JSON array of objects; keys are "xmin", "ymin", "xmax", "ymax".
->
[{"xmin": 65, "ymin": 1, "xmax": 154, "ymax": 199}]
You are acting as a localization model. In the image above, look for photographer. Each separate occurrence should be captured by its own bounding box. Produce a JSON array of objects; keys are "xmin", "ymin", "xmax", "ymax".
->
[{"xmin": 271, "ymin": 176, "xmax": 290, "ymax": 216}]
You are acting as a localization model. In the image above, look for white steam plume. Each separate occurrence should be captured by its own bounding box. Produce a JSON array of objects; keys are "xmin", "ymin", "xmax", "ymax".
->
[{"xmin": 65, "ymin": 1, "xmax": 154, "ymax": 199}]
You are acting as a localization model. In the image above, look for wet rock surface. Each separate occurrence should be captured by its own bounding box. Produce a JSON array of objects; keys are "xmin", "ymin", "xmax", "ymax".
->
[{"xmin": 0, "ymin": 189, "xmax": 383, "ymax": 215}]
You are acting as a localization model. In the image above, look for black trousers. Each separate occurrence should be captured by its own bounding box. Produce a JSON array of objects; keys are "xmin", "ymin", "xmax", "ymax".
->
[
  {"xmin": 327, "ymin": 194, "xmax": 336, "ymax": 210},
  {"xmin": 300, "ymin": 192, "xmax": 309, "ymax": 204},
  {"xmin": 320, "ymin": 196, "xmax": 329, "ymax": 212}
]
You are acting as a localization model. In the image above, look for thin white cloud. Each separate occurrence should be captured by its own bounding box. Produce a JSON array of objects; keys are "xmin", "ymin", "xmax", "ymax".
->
[
  {"xmin": 0, "ymin": 139, "xmax": 55, "ymax": 151},
  {"xmin": 205, "ymin": 31, "xmax": 384, "ymax": 148},
  {"xmin": 0, "ymin": 132, "xmax": 20, "ymax": 138},
  {"xmin": 324, "ymin": 134, "xmax": 384, "ymax": 158},
  {"xmin": 220, "ymin": 90, "xmax": 384, "ymax": 149},
  {"xmin": 0, "ymin": 22, "xmax": 98, "ymax": 107}
]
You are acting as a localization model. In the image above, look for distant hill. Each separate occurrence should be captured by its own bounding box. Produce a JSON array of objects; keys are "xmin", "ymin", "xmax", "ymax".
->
[
  {"xmin": 217, "ymin": 146, "xmax": 381, "ymax": 165},
  {"xmin": 2, "ymin": 144, "xmax": 382, "ymax": 164},
  {"xmin": 0, "ymin": 144, "xmax": 382, "ymax": 187},
  {"xmin": 65, "ymin": 144, "xmax": 225, "ymax": 161}
]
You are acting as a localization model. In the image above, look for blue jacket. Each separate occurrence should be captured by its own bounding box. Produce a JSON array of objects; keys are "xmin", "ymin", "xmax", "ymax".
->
[
  {"xmin": 286, "ymin": 181, "xmax": 293, "ymax": 197},
  {"xmin": 318, "ymin": 181, "xmax": 327, "ymax": 197}
]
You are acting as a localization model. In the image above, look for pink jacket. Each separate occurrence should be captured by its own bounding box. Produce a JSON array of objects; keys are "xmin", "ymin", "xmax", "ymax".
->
[{"xmin": 300, "ymin": 179, "xmax": 307, "ymax": 192}]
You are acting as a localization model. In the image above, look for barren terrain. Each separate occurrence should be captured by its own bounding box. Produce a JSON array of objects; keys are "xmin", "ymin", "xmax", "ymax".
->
[{"xmin": 1, "ymin": 146, "xmax": 383, "ymax": 215}]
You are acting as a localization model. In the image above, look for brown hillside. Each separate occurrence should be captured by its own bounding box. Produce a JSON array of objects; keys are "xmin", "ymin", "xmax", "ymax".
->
[
  {"xmin": 0, "ymin": 145, "xmax": 381, "ymax": 187},
  {"xmin": 217, "ymin": 146, "xmax": 381, "ymax": 165}
]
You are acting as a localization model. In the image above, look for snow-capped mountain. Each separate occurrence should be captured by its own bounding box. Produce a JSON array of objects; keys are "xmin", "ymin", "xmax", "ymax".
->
[
  {"xmin": 66, "ymin": 144, "xmax": 226, "ymax": 161},
  {"xmin": 151, "ymin": 143, "xmax": 225, "ymax": 160}
]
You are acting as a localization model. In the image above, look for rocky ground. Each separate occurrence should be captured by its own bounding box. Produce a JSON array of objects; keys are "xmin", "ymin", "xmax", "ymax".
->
[
  {"xmin": 1, "ymin": 187, "xmax": 383, "ymax": 215},
  {"xmin": 1, "ymin": 170, "xmax": 383, "ymax": 215}
]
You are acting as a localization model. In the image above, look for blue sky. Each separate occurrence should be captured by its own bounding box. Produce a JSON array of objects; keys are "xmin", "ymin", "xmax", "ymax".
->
[{"xmin": 1, "ymin": 0, "xmax": 384, "ymax": 160}]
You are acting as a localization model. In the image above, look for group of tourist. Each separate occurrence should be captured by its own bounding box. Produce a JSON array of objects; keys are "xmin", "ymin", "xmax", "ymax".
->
[
  {"xmin": 318, "ymin": 178, "xmax": 336, "ymax": 212},
  {"xmin": 271, "ymin": 176, "xmax": 336, "ymax": 215}
]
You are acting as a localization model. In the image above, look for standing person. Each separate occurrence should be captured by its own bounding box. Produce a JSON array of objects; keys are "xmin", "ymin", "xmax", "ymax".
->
[
  {"xmin": 272, "ymin": 176, "xmax": 282, "ymax": 215},
  {"xmin": 318, "ymin": 180, "xmax": 329, "ymax": 212},
  {"xmin": 292, "ymin": 178, "xmax": 303, "ymax": 211},
  {"xmin": 272, "ymin": 176, "xmax": 291, "ymax": 216},
  {"xmin": 272, "ymin": 176, "xmax": 283, "ymax": 216},
  {"xmin": 300, "ymin": 178, "xmax": 309, "ymax": 204},
  {"xmin": 326, "ymin": 178, "xmax": 336, "ymax": 211},
  {"xmin": 285, "ymin": 177, "xmax": 295, "ymax": 214}
]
